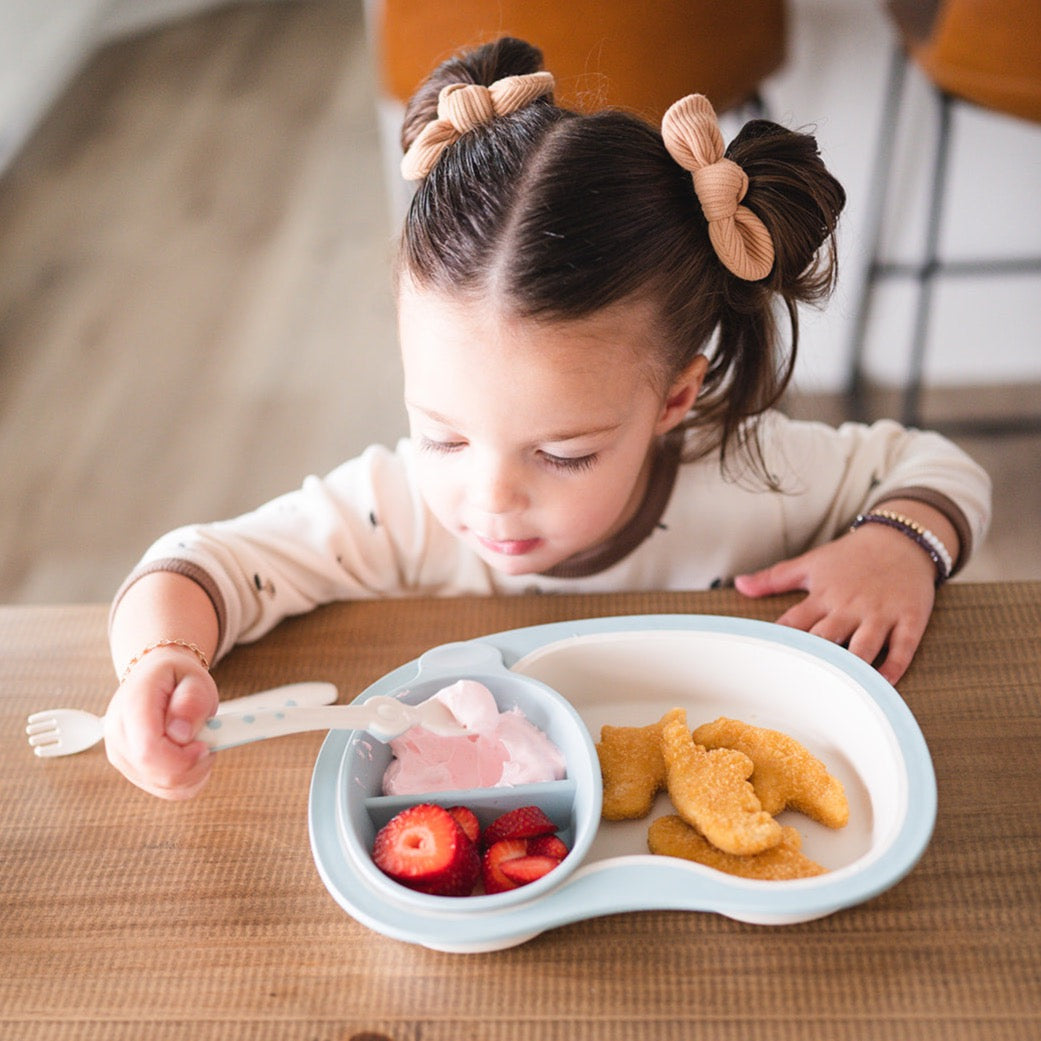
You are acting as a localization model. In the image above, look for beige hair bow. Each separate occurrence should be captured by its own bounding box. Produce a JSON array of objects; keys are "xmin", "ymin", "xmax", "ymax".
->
[
  {"xmin": 661, "ymin": 94, "xmax": 774, "ymax": 281},
  {"xmin": 401, "ymin": 71, "xmax": 555, "ymax": 181}
]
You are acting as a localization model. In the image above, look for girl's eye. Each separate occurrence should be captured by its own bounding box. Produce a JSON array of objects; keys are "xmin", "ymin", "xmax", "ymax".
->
[
  {"xmin": 419, "ymin": 436, "xmax": 465, "ymax": 455},
  {"xmin": 540, "ymin": 452, "xmax": 598, "ymax": 473}
]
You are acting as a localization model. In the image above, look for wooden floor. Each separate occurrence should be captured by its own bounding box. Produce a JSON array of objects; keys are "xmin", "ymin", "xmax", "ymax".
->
[{"xmin": 1, "ymin": 0, "xmax": 1038, "ymax": 604}]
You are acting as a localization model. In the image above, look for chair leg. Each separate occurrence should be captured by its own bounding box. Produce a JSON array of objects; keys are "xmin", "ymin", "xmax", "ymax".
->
[
  {"xmin": 846, "ymin": 50, "xmax": 1041, "ymax": 433},
  {"xmin": 845, "ymin": 44, "xmax": 908, "ymax": 419},
  {"xmin": 901, "ymin": 89, "xmax": 954, "ymax": 427}
]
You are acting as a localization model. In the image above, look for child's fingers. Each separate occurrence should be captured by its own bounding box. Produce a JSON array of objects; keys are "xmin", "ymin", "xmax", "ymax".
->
[
  {"xmin": 778, "ymin": 598, "xmax": 891, "ymax": 666},
  {"xmin": 734, "ymin": 559, "xmax": 807, "ymax": 598},
  {"xmin": 771, "ymin": 596, "xmax": 826, "ymax": 633},
  {"xmin": 141, "ymin": 745, "xmax": 214, "ymax": 801},
  {"xmin": 874, "ymin": 618, "xmax": 926, "ymax": 685},
  {"xmin": 106, "ymin": 738, "xmax": 213, "ymax": 800},
  {"xmin": 118, "ymin": 680, "xmax": 176, "ymax": 761},
  {"xmin": 103, "ymin": 704, "xmax": 213, "ymax": 800},
  {"xmin": 789, "ymin": 608, "xmax": 921, "ymax": 685},
  {"xmin": 806, "ymin": 612, "xmax": 859, "ymax": 647},
  {"xmin": 165, "ymin": 671, "xmax": 219, "ymax": 745},
  {"xmin": 104, "ymin": 655, "xmax": 219, "ymax": 799},
  {"xmin": 846, "ymin": 618, "xmax": 892, "ymax": 674},
  {"xmin": 737, "ymin": 535, "xmax": 933, "ymax": 688}
]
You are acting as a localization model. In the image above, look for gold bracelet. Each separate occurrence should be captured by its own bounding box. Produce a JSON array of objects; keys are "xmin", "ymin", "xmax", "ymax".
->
[
  {"xmin": 120, "ymin": 639, "xmax": 210, "ymax": 684},
  {"xmin": 850, "ymin": 511, "xmax": 953, "ymax": 586},
  {"xmin": 862, "ymin": 508, "xmax": 954, "ymax": 576}
]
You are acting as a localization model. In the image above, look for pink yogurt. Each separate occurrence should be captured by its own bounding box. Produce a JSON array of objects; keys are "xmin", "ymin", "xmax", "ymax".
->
[{"xmin": 381, "ymin": 679, "xmax": 566, "ymax": 796}]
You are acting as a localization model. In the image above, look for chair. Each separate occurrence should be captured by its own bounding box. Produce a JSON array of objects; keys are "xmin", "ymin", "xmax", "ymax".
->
[
  {"xmin": 846, "ymin": 0, "xmax": 1041, "ymax": 431},
  {"xmin": 368, "ymin": 0, "xmax": 788, "ymax": 219}
]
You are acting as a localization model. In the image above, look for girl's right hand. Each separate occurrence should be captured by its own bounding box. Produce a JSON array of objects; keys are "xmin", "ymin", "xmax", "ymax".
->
[{"xmin": 103, "ymin": 646, "xmax": 219, "ymax": 800}]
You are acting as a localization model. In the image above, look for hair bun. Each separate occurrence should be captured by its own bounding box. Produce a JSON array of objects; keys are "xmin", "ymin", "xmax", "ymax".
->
[{"xmin": 725, "ymin": 119, "xmax": 845, "ymax": 301}]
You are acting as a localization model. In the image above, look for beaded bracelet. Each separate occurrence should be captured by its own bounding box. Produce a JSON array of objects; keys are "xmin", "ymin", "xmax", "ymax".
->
[
  {"xmin": 850, "ymin": 510, "xmax": 953, "ymax": 586},
  {"xmin": 120, "ymin": 639, "xmax": 210, "ymax": 684}
]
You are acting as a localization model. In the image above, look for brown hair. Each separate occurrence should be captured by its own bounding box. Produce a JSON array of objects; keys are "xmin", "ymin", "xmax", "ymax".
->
[{"xmin": 398, "ymin": 38, "xmax": 846, "ymax": 477}]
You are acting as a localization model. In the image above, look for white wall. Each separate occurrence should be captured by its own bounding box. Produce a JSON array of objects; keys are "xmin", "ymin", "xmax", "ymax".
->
[{"xmin": 0, "ymin": 0, "xmax": 109, "ymax": 172}]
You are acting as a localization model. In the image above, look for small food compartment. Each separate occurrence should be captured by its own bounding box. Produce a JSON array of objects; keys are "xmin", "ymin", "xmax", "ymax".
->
[{"xmin": 334, "ymin": 641, "xmax": 602, "ymax": 911}]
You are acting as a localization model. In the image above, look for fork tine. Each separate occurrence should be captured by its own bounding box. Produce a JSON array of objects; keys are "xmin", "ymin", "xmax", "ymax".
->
[
  {"xmin": 32, "ymin": 741, "xmax": 68, "ymax": 758},
  {"xmin": 25, "ymin": 708, "xmax": 104, "ymax": 757},
  {"xmin": 26, "ymin": 718, "xmax": 58, "ymax": 736}
]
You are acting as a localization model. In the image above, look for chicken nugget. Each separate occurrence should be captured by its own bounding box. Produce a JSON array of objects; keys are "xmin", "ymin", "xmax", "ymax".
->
[
  {"xmin": 692, "ymin": 717, "xmax": 849, "ymax": 828},
  {"xmin": 647, "ymin": 815, "xmax": 827, "ymax": 880},
  {"xmin": 596, "ymin": 718, "xmax": 667, "ymax": 820},
  {"xmin": 660, "ymin": 708, "xmax": 782, "ymax": 855}
]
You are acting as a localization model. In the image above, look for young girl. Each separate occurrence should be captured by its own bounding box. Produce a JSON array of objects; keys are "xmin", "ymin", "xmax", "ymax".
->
[{"xmin": 105, "ymin": 37, "xmax": 990, "ymax": 799}]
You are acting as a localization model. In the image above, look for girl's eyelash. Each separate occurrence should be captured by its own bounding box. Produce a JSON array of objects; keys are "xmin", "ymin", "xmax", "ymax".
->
[
  {"xmin": 540, "ymin": 452, "xmax": 598, "ymax": 473},
  {"xmin": 419, "ymin": 436, "xmax": 464, "ymax": 455},
  {"xmin": 418, "ymin": 437, "xmax": 597, "ymax": 472}
]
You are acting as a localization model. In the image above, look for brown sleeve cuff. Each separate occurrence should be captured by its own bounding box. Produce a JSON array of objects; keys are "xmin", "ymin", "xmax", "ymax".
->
[
  {"xmin": 109, "ymin": 558, "xmax": 228, "ymax": 656},
  {"xmin": 867, "ymin": 486, "xmax": 973, "ymax": 575}
]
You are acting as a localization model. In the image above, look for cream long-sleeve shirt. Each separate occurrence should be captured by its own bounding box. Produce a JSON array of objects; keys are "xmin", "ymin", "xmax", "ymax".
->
[{"xmin": 115, "ymin": 412, "xmax": 991, "ymax": 661}]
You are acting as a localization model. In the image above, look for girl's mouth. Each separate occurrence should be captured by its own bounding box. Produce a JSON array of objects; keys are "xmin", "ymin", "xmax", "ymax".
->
[{"xmin": 475, "ymin": 534, "xmax": 544, "ymax": 557}]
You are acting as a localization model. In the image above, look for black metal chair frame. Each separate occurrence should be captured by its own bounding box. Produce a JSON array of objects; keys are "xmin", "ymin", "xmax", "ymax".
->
[{"xmin": 846, "ymin": 43, "xmax": 1041, "ymax": 433}]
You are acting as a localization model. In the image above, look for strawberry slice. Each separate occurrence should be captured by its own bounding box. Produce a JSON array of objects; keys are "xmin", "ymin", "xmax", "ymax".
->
[
  {"xmin": 446, "ymin": 805, "xmax": 480, "ymax": 845},
  {"xmin": 528, "ymin": 834, "xmax": 569, "ymax": 860},
  {"xmin": 481, "ymin": 805, "xmax": 557, "ymax": 848},
  {"xmin": 372, "ymin": 804, "xmax": 480, "ymax": 897},
  {"xmin": 499, "ymin": 854, "xmax": 562, "ymax": 885},
  {"xmin": 481, "ymin": 838, "xmax": 529, "ymax": 894}
]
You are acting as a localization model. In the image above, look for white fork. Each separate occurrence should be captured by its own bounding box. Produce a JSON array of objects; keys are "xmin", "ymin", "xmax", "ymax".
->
[{"xmin": 26, "ymin": 681, "xmax": 338, "ymax": 758}]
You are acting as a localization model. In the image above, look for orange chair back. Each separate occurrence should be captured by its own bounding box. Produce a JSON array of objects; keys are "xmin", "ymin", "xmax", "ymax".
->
[
  {"xmin": 890, "ymin": 0, "xmax": 1041, "ymax": 123},
  {"xmin": 375, "ymin": 0, "xmax": 787, "ymax": 121}
]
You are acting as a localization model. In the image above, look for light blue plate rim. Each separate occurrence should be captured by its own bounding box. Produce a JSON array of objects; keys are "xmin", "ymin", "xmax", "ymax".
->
[{"xmin": 308, "ymin": 614, "xmax": 937, "ymax": 949}]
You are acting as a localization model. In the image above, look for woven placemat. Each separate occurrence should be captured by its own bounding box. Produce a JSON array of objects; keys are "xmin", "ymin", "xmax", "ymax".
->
[{"xmin": 2, "ymin": 585, "xmax": 1039, "ymax": 1039}]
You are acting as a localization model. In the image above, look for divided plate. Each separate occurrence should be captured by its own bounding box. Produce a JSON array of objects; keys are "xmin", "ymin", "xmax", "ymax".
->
[{"xmin": 308, "ymin": 615, "xmax": 936, "ymax": 952}]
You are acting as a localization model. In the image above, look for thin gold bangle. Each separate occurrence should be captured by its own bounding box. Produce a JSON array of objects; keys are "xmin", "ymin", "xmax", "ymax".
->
[{"xmin": 120, "ymin": 639, "xmax": 210, "ymax": 684}]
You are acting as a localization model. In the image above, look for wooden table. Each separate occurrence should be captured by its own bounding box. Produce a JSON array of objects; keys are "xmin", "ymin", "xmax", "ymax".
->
[{"xmin": 3, "ymin": 585, "xmax": 1040, "ymax": 1039}]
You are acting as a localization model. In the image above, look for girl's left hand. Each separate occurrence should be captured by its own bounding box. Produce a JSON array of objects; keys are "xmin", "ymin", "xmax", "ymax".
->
[{"xmin": 734, "ymin": 524, "xmax": 938, "ymax": 684}]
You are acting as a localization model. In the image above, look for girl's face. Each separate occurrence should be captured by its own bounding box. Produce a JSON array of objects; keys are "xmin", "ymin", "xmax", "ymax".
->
[{"xmin": 398, "ymin": 284, "xmax": 705, "ymax": 576}]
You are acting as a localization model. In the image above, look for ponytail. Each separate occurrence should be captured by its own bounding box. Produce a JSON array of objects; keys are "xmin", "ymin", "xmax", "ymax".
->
[{"xmin": 681, "ymin": 117, "xmax": 845, "ymax": 476}]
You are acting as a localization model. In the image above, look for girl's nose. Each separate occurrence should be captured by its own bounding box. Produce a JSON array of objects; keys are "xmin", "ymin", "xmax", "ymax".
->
[{"xmin": 468, "ymin": 454, "xmax": 526, "ymax": 514}]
